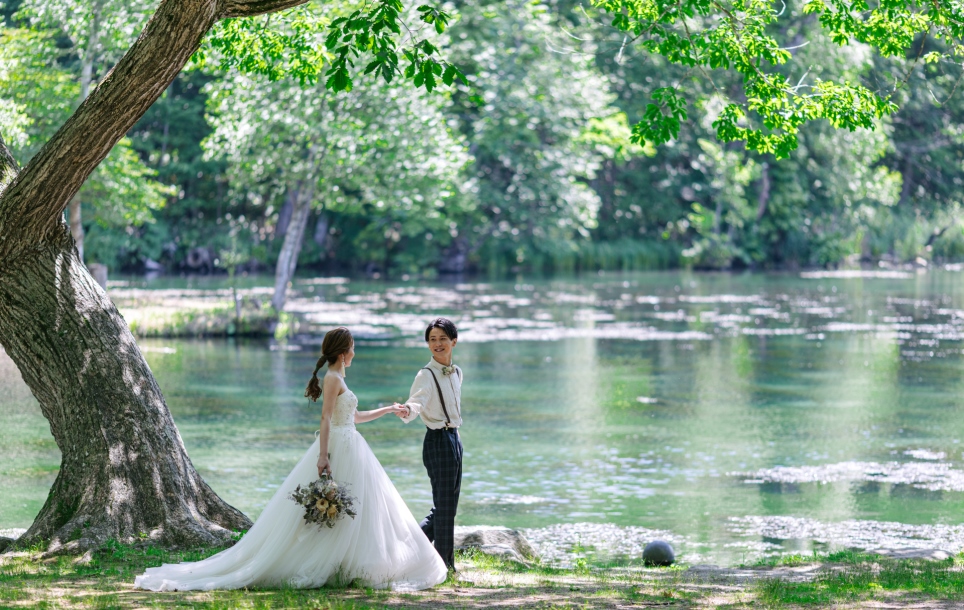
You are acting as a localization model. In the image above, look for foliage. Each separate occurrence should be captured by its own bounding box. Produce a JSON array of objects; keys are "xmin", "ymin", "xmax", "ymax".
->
[
  {"xmin": 196, "ymin": 0, "xmax": 466, "ymax": 93},
  {"xmin": 127, "ymin": 71, "xmax": 233, "ymax": 271},
  {"xmin": 1, "ymin": 2, "xmax": 174, "ymax": 269},
  {"xmin": 81, "ymin": 139, "xmax": 175, "ymax": 267},
  {"xmin": 446, "ymin": 0, "xmax": 616, "ymax": 272},
  {"xmin": 4, "ymin": 0, "xmax": 964, "ymax": 273},
  {"xmin": 202, "ymin": 28, "xmax": 469, "ymax": 274},
  {"xmin": 589, "ymin": 0, "xmax": 916, "ymax": 157},
  {"xmin": 15, "ymin": 0, "xmax": 155, "ymax": 69}
]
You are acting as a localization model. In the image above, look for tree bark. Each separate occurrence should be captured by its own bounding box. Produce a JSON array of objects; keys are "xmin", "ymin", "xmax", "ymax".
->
[
  {"xmin": 0, "ymin": 133, "xmax": 18, "ymax": 193},
  {"xmin": 313, "ymin": 212, "xmax": 329, "ymax": 247},
  {"xmin": 276, "ymin": 187, "xmax": 296, "ymax": 239},
  {"xmin": 0, "ymin": 0, "xmax": 312, "ymax": 553},
  {"xmin": 713, "ymin": 198, "xmax": 723, "ymax": 235},
  {"xmin": 68, "ymin": 196, "xmax": 85, "ymax": 263},
  {"xmin": 0, "ymin": 222, "xmax": 251, "ymax": 551},
  {"xmin": 898, "ymin": 156, "xmax": 915, "ymax": 207},
  {"xmin": 755, "ymin": 162, "xmax": 770, "ymax": 222},
  {"xmin": 271, "ymin": 182, "xmax": 314, "ymax": 312}
]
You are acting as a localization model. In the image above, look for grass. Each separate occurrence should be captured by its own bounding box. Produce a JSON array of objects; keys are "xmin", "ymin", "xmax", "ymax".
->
[
  {"xmin": 125, "ymin": 306, "xmax": 280, "ymax": 338},
  {"xmin": 755, "ymin": 550, "xmax": 964, "ymax": 607},
  {"xmin": 2, "ymin": 543, "xmax": 963, "ymax": 608}
]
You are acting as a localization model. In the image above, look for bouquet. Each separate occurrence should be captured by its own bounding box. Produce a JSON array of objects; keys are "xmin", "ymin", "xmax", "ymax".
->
[{"xmin": 288, "ymin": 473, "xmax": 357, "ymax": 528}]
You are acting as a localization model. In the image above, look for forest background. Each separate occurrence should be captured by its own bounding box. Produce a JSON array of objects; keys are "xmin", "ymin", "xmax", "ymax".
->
[{"xmin": 2, "ymin": 0, "xmax": 962, "ymax": 278}]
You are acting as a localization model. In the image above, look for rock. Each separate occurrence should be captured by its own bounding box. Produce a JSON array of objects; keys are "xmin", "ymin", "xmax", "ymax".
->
[
  {"xmin": 454, "ymin": 526, "xmax": 539, "ymax": 564},
  {"xmin": 643, "ymin": 540, "xmax": 675, "ymax": 566},
  {"xmin": 0, "ymin": 536, "xmax": 15, "ymax": 553},
  {"xmin": 87, "ymin": 263, "xmax": 108, "ymax": 290}
]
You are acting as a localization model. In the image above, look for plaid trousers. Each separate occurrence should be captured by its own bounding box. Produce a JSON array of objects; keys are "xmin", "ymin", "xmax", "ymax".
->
[{"xmin": 420, "ymin": 427, "xmax": 463, "ymax": 569}]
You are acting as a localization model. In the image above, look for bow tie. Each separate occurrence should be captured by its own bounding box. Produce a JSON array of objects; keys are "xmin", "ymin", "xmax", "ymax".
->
[{"xmin": 441, "ymin": 365, "xmax": 456, "ymax": 376}]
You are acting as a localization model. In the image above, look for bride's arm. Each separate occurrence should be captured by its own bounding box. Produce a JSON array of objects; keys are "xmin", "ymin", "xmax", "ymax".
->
[
  {"xmin": 354, "ymin": 404, "xmax": 408, "ymax": 424},
  {"xmin": 317, "ymin": 376, "xmax": 339, "ymax": 476}
]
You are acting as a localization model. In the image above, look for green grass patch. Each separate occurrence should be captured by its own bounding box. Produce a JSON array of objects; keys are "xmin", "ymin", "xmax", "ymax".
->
[
  {"xmin": 748, "ymin": 551, "xmax": 822, "ymax": 568},
  {"xmin": 755, "ymin": 551, "xmax": 964, "ymax": 607},
  {"xmin": 5, "ymin": 542, "xmax": 964, "ymax": 608},
  {"xmin": 0, "ymin": 543, "xmax": 401, "ymax": 609}
]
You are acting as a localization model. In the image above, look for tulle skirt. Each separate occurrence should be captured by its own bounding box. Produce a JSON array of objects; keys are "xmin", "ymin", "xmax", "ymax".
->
[{"xmin": 134, "ymin": 425, "xmax": 447, "ymax": 591}]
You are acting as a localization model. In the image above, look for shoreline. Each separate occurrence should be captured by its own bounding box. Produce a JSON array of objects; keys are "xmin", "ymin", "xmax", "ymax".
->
[
  {"xmin": 112, "ymin": 286, "xmax": 286, "ymax": 338},
  {"xmin": 110, "ymin": 264, "xmax": 959, "ymax": 339}
]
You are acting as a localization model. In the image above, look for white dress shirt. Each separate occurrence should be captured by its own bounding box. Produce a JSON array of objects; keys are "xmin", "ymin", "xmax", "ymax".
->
[{"xmin": 401, "ymin": 359, "xmax": 463, "ymax": 429}]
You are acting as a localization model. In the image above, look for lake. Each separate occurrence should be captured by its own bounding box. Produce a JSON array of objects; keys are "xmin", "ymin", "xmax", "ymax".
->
[{"xmin": 4, "ymin": 269, "xmax": 964, "ymax": 565}]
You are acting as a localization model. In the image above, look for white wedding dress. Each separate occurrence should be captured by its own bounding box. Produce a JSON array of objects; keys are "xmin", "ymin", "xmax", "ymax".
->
[{"xmin": 135, "ymin": 390, "xmax": 447, "ymax": 591}]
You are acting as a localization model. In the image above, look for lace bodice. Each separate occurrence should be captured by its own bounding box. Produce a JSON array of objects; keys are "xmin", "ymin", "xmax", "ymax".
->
[{"xmin": 331, "ymin": 390, "xmax": 358, "ymax": 427}]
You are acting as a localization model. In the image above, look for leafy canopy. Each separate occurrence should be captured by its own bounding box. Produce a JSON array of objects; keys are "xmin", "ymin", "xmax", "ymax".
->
[
  {"xmin": 201, "ymin": 0, "xmax": 951, "ymax": 159},
  {"xmin": 196, "ymin": 0, "xmax": 464, "ymax": 92},
  {"xmin": 593, "ymin": 0, "xmax": 964, "ymax": 157}
]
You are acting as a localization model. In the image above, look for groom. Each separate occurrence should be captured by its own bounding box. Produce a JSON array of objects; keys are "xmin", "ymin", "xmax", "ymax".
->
[{"xmin": 395, "ymin": 317, "xmax": 463, "ymax": 571}]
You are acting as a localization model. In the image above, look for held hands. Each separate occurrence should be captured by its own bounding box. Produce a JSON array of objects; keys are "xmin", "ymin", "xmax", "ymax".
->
[{"xmin": 390, "ymin": 403, "xmax": 411, "ymax": 418}]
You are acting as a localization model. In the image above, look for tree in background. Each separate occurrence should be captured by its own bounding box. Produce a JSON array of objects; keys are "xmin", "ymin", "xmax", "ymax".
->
[
  {"xmin": 204, "ymin": 67, "xmax": 467, "ymax": 311},
  {"xmin": 0, "ymin": 8, "xmax": 173, "ymax": 269},
  {"xmin": 14, "ymin": 0, "xmax": 157, "ymax": 263},
  {"xmin": 582, "ymin": 0, "xmax": 902, "ymax": 269},
  {"xmin": 127, "ymin": 71, "xmax": 233, "ymax": 272},
  {"xmin": 869, "ymin": 35, "xmax": 964, "ymax": 262},
  {"xmin": 447, "ymin": 0, "xmax": 617, "ymax": 272}
]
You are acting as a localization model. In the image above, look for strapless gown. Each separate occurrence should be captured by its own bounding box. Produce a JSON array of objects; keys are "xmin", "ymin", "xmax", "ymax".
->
[{"xmin": 134, "ymin": 390, "xmax": 447, "ymax": 591}]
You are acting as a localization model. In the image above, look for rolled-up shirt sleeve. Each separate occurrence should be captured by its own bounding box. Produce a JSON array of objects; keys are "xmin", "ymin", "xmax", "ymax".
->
[{"xmin": 401, "ymin": 370, "xmax": 431, "ymax": 424}]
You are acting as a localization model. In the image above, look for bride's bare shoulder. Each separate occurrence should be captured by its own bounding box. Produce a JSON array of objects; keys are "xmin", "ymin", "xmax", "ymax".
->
[{"xmin": 322, "ymin": 371, "xmax": 348, "ymax": 395}]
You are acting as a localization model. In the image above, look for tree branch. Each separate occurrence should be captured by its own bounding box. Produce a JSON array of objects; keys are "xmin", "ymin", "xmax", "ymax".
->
[
  {"xmin": 0, "ymin": 0, "xmax": 309, "ymax": 262},
  {"xmin": 0, "ymin": 132, "xmax": 19, "ymax": 196},
  {"xmin": 217, "ymin": 0, "xmax": 308, "ymax": 18},
  {"xmin": 0, "ymin": 0, "xmax": 221, "ymax": 260}
]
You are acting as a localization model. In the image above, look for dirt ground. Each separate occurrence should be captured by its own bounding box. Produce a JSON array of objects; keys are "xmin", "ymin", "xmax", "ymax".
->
[{"xmin": 4, "ymin": 560, "xmax": 958, "ymax": 609}]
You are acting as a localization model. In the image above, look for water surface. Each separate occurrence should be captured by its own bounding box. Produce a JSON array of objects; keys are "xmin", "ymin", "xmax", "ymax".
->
[{"xmin": 5, "ymin": 270, "xmax": 964, "ymax": 564}]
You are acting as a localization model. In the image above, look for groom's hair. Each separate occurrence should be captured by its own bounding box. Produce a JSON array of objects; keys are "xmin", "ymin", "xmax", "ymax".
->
[{"xmin": 425, "ymin": 317, "xmax": 458, "ymax": 341}]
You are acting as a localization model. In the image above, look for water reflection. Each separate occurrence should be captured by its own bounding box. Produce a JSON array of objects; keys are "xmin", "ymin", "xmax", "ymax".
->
[{"xmin": 4, "ymin": 271, "xmax": 964, "ymax": 563}]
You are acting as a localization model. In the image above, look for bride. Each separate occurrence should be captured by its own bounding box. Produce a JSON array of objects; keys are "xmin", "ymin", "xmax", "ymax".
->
[{"xmin": 135, "ymin": 327, "xmax": 447, "ymax": 591}]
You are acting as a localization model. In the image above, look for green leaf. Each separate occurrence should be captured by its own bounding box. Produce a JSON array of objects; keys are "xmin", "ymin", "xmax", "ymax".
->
[
  {"xmin": 326, "ymin": 67, "xmax": 353, "ymax": 92},
  {"xmin": 442, "ymin": 64, "xmax": 456, "ymax": 86}
]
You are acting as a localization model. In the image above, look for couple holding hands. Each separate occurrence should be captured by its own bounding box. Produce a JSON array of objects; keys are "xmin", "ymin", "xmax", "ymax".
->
[{"xmin": 136, "ymin": 318, "xmax": 465, "ymax": 592}]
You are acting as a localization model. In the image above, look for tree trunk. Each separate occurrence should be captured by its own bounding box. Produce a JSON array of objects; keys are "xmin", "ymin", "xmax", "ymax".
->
[
  {"xmin": 0, "ymin": 134, "xmax": 17, "ymax": 192},
  {"xmin": 276, "ymin": 187, "xmax": 296, "ymax": 239},
  {"xmin": 755, "ymin": 162, "xmax": 770, "ymax": 222},
  {"xmin": 313, "ymin": 212, "xmax": 329, "ymax": 247},
  {"xmin": 0, "ymin": 0, "xmax": 312, "ymax": 553},
  {"xmin": 0, "ymin": 221, "xmax": 251, "ymax": 552},
  {"xmin": 271, "ymin": 183, "xmax": 314, "ymax": 312},
  {"xmin": 68, "ymin": 195, "xmax": 85, "ymax": 263},
  {"xmin": 713, "ymin": 198, "xmax": 723, "ymax": 235},
  {"xmin": 898, "ymin": 156, "xmax": 914, "ymax": 207}
]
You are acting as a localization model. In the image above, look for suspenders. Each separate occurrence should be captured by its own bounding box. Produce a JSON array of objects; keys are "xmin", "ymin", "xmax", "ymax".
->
[{"xmin": 422, "ymin": 366, "xmax": 461, "ymax": 428}]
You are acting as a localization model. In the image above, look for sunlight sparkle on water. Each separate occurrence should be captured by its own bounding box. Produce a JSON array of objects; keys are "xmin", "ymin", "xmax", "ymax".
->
[{"xmin": 7, "ymin": 270, "xmax": 964, "ymax": 564}]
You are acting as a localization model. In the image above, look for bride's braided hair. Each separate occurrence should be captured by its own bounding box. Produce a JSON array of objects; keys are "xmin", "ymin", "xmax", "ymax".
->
[{"xmin": 305, "ymin": 326, "xmax": 353, "ymax": 402}]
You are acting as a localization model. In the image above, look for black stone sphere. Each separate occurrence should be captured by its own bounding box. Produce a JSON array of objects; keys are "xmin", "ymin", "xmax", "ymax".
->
[{"xmin": 643, "ymin": 540, "xmax": 675, "ymax": 566}]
